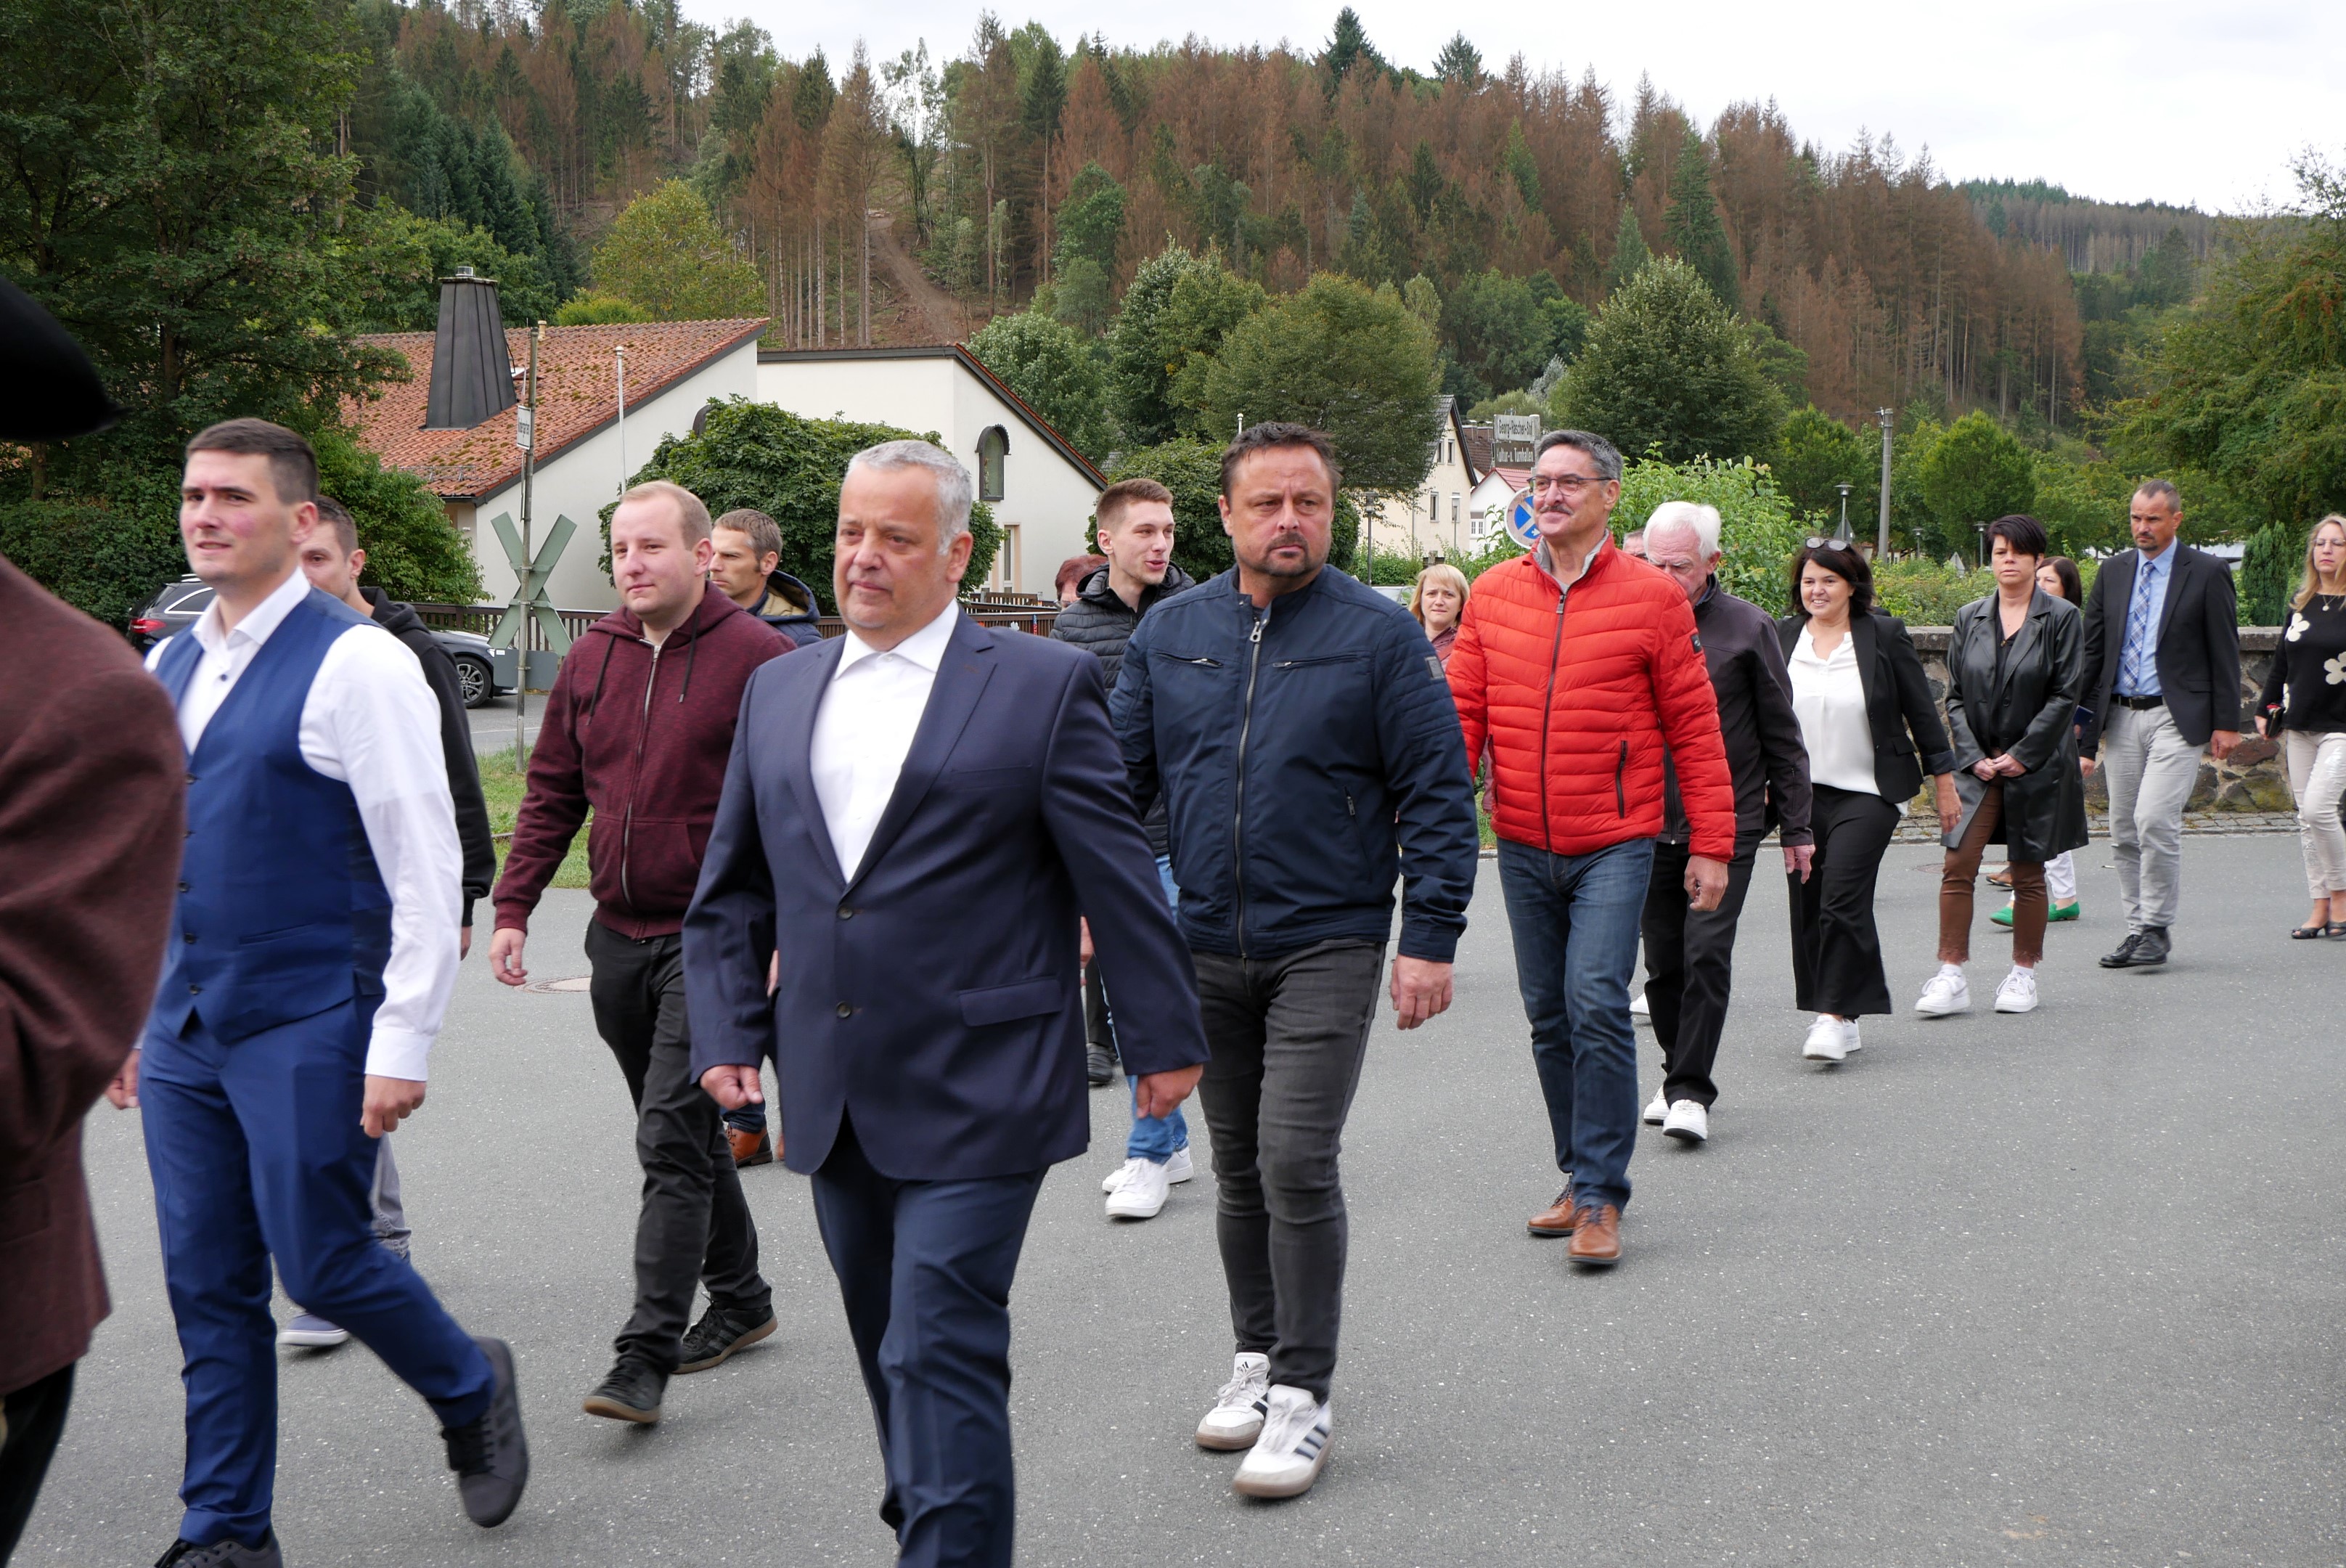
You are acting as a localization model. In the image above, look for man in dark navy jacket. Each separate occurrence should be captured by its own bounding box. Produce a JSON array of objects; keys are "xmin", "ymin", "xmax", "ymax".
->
[
  {"xmin": 684, "ymin": 439, "xmax": 1207, "ymax": 1568},
  {"xmin": 1114, "ymin": 422, "xmax": 1479, "ymax": 1501}
]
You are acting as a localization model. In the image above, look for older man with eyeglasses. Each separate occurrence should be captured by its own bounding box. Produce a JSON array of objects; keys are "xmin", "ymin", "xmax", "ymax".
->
[{"xmin": 1445, "ymin": 432, "xmax": 1738, "ymax": 1267}]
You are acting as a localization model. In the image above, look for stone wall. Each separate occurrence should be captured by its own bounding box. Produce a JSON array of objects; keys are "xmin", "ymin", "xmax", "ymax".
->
[{"xmin": 1905, "ymin": 626, "xmax": 2288, "ymax": 813}]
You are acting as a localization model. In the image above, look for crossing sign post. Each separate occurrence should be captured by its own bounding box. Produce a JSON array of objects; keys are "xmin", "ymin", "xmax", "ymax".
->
[{"xmin": 486, "ymin": 509, "xmax": 576, "ymax": 692}]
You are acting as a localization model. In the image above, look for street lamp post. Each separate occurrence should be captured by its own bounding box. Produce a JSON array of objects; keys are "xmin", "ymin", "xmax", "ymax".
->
[
  {"xmin": 1974, "ymin": 520, "xmax": 1988, "ymax": 571},
  {"xmin": 1835, "ymin": 481, "xmax": 1854, "ymax": 547},
  {"xmin": 1876, "ymin": 408, "xmax": 1895, "ymax": 558}
]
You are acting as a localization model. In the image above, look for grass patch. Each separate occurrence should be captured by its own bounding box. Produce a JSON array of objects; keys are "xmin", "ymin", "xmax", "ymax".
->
[{"xmin": 478, "ymin": 746, "xmax": 593, "ymax": 890}]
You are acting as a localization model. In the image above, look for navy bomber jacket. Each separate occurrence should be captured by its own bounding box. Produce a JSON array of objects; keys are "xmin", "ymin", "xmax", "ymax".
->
[{"xmin": 1112, "ymin": 565, "xmax": 1480, "ymax": 963}]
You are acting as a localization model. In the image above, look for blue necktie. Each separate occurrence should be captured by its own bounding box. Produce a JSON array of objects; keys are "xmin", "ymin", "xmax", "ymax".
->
[{"xmin": 2122, "ymin": 560, "xmax": 2156, "ymax": 694}]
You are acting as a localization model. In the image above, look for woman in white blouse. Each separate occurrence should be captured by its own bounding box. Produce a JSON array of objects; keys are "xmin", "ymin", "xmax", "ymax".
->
[{"xmin": 1773, "ymin": 542, "xmax": 1961, "ymax": 1063}]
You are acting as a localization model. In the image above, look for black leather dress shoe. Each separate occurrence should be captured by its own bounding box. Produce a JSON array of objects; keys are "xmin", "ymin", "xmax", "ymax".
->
[
  {"xmin": 444, "ymin": 1335, "xmax": 529, "ymax": 1525},
  {"xmin": 1086, "ymin": 1041, "xmax": 1116, "ymax": 1086},
  {"xmin": 677, "ymin": 1302, "xmax": 777, "ymax": 1373},
  {"xmin": 2099, "ymin": 932, "xmax": 2143, "ymax": 968},
  {"xmin": 156, "ymin": 1535, "xmax": 282, "ymax": 1567},
  {"xmin": 581, "ymin": 1355, "xmax": 666, "ymax": 1425},
  {"xmin": 2133, "ymin": 926, "xmax": 2171, "ymax": 965}
]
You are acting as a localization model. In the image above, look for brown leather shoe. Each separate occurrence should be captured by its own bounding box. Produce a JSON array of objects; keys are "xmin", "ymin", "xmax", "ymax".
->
[
  {"xmin": 1526, "ymin": 1185, "xmax": 1578, "ymax": 1238},
  {"xmin": 1566, "ymin": 1204, "xmax": 1622, "ymax": 1265},
  {"xmin": 727, "ymin": 1126, "xmax": 772, "ymax": 1168}
]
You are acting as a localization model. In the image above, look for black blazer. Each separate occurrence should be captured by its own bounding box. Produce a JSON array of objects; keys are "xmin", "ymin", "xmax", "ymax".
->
[
  {"xmin": 1942, "ymin": 589, "xmax": 2090, "ymax": 860},
  {"xmin": 1775, "ymin": 610, "xmax": 1956, "ymax": 803},
  {"xmin": 2077, "ymin": 542, "xmax": 2241, "ymax": 754},
  {"xmin": 681, "ymin": 613, "xmax": 1209, "ymax": 1182}
]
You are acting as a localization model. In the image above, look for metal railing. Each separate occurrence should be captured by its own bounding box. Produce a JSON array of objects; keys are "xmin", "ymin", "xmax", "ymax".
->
[{"xmin": 411, "ymin": 597, "xmax": 1061, "ymax": 645}]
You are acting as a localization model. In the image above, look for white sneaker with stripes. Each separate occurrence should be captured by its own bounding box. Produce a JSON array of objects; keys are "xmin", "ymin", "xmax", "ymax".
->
[{"xmin": 1232, "ymin": 1384, "xmax": 1332, "ymax": 1498}]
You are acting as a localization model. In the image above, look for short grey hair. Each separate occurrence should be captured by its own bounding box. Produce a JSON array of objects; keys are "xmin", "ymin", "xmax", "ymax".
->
[
  {"xmin": 1645, "ymin": 500, "xmax": 1722, "ymax": 559},
  {"xmin": 847, "ymin": 439, "xmax": 973, "ymax": 549},
  {"xmin": 2133, "ymin": 477, "xmax": 2182, "ymax": 513},
  {"xmin": 1533, "ymin": 428, "xmax": 1622, "ymax": 482}
]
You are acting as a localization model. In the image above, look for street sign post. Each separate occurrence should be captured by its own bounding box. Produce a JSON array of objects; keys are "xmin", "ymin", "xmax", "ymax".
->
[{"xmin": 1504, "ymin": 487, "xmax": 1540, "ymax": 550}]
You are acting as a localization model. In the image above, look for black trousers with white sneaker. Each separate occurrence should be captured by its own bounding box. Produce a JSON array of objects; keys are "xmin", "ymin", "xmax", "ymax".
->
[{"xmin": 1640, "ymin": 836, "xmax": 1757, "ymax": 1108}]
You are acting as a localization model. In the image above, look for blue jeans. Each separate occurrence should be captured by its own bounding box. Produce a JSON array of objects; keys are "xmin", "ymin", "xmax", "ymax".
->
[
  {"xmin": 1495, "ymin": 836, "xmax": 1655, "ymax": 1214},
  {"xmin": 1125, "ymin": 856, "xmax": 1190, "ymax": 1162}
]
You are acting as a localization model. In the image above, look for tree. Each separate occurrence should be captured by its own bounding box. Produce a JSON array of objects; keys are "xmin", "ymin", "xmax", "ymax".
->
[
  {"xmin": 1440, "ymin": 269, "xmax": 1551, "ymax": 406},
  {"xmin": 589, "ymin": 181, "xmax": 766, "ymax": 322},
  {"xmin": 1552, "ymin": 258, "xmax": 1786, "ymax": 464},
  {"xmin": 1773, "ymin": 407, "xmax": 1871, "ymax": 525},
  {"xmin": 350, "ymin": 205, "xmax": 562, "ymax": 332},
  {"xmin": 2114, "ymin": 154, "xmax": 2346, "ymax": 531},
  {"xmin": 621, "ymin": 399, "xmax": 998, "ymax": 609},
  {"xmin": 966, "ymin": 309, "xmax": 1116, "ymax": 462},
  {"xmin": 1433, "ymin": 33, "xmax": 1483, "ymax": 89},
  {"xmin": 1917, "ymin": 411, "xmax": 2038, "ymax": 560},
  {"xmin": 1664, "ymin": 136, "xmax": 1738, "ymax": 311},
  {"xmin": 1107, "ymin": 243, "xmax": 1265, "ymax": 446},
  {"xmin": 1608, "ymin": 204, "xmax": 1653, "ymax": 295},
  {"xmin": 315, "ymin": 428, "xmax": 483, "ymax": 605},
  {"xmin": 1055, "ymin": 162, "xmax": 1127, "ymax": 274},
  {"xmin": 1198, "ymin": 272, "xmax": 1443, "ymax": 494},
  {"xmin": 1104, "ymin": 438, "xmax": 1359, "ymax": 584}
]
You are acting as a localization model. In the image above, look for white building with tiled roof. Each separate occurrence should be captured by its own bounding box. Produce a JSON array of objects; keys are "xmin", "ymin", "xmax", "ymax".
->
[
  {"xmin": 1363, "ymin": 396, "xmax": 1484, "ymax": 563},
  {"xmin": 352, "ymin": 317, "xmax": 767, "ymax": 610}
]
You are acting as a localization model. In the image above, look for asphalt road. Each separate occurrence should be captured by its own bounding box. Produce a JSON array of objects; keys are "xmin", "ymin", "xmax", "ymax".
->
[
  {"xmin": 25, "ymin": 838, "xmax": 2346, "ymax": 1567},
  {"xmin": 464, "ymin": 693, "xmax": 542, "ymax": 760}
]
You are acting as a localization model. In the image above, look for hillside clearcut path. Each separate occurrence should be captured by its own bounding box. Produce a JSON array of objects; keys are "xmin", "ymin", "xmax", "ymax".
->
[{"xmin": 25, "ymin": 837, "xmax": 2345, "ymax": 1567}]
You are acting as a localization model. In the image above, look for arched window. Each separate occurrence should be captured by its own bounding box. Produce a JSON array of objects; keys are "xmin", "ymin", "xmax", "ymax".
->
[{"xmin": 976, "ymin": 425, "xmax": 1009, "ymax": 502}]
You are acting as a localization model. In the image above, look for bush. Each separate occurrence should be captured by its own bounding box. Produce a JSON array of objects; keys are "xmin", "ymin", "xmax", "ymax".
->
[
  {"xmin": 1614, "ymin": 453, "xmax": 1806, "ymax": 613},
  {"xmin": 1102, "ymin": 438, "xmax": 1358, "ymax": 585},
  {"xmin": 615, "ymin": 399, "xmax": 998, "ymax": 609},
  {"xmin": 1365, "ymin": 545, "xmax": 1426, "ymax": 586},
  {"xmin": 316, "ymin": 428, "xmax": 482, "ymax": 605},
  {"xmin": 2241, "ymin": 520, "xmax": 2297, "ymax": 626},
  {"xmin": 1872, "ymin": 558, "xmax": 1977, "ymax": 625}
]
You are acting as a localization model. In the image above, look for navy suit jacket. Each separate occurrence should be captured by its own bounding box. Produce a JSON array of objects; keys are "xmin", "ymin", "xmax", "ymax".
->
[{"xmin": 683, "ymin": 611, "xmax": 1209, "ymax": 1181}]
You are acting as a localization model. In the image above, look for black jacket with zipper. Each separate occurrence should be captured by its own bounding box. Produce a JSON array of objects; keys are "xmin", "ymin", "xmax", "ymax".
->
[
  {"xmin": 1113, "ymin": 565, "xmax": 1479, "ymax": 962},
  {"xmin": 361, "ymin": 588, "xmax": 497, "ymax": 925},
  {"xmin": 1051, "ymin": 562, "xmax": 1194, "ymax": 857}
]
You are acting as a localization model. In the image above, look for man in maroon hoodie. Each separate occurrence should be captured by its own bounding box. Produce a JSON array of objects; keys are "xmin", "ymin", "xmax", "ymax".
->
[{"xmin": 490, "ymin": 480, "xmax": 790, "ymax": 1425}]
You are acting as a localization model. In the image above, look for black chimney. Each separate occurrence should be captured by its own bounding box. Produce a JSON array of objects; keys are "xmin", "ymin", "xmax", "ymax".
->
[{"xmin": 423, "ymin": 266, "xmax": 517, "ymax": 430}]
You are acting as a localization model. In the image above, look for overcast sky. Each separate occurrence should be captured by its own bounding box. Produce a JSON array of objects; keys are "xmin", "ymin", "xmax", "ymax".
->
[{"xmin": 704, "ymin": 0, "xmax": 2342, "ymax": 214}]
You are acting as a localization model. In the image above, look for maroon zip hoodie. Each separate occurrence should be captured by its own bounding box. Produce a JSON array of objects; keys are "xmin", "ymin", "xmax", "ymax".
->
[{"xmin": 494, "ymin": 585, "xmax": 790, "ymax": 939}]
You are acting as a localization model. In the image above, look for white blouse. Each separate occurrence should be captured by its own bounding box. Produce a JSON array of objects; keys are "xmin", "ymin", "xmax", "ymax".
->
[{"xmin": 1788, "ymin": 624, "xmax": 1881, "ymax": 799}]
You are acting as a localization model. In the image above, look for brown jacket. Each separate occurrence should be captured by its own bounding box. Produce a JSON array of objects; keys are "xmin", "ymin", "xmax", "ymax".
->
[{"xmin": 0, "ymin": 557, "xmax": 184, "ymax": 1395}]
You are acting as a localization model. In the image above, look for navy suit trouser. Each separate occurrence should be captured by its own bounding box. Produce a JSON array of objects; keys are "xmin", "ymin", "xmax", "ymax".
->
[
  {"xmin": 141, "ymin": 1002, "xmax": 494, "ymax": 1547},
  {"xmin": 809, "ymin": 1115, "xmax": 1045, "ymax": 1568}
]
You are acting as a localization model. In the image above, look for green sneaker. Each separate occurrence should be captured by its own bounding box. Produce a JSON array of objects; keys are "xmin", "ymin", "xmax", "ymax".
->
[
  {"xmin": 1990, "ymin": 901, "xmax": 2015, "ymax": 928},
  {"xmin": 2048, "ymin": 899, "xmax": 2080, "ymax": 922}
]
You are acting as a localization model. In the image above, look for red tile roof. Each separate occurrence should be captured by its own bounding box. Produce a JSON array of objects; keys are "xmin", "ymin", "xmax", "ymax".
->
[{"xmin": 350, "ymin": 319, "xmax": 767, "ymax": 501}]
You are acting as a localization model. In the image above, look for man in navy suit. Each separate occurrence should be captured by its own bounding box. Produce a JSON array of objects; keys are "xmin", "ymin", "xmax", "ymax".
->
[{"xmin": 683, "ymin": 440, "xmax": 1209, "ymax": 1568}]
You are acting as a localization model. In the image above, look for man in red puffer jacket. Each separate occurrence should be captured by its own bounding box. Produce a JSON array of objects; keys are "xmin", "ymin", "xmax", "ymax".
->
[{"xmin": 1447, "ymin": 429, "xmax": 1737, "ymax": 1269}]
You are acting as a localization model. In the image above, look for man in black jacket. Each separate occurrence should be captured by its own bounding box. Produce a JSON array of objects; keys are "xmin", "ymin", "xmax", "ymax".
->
[
  {"xmin": 1116, "ymin": 423, "xmax": 1479, "ymax": 1500},
  {"xmin": 2075, "ymin": 480, "xmax": 2241, "ymax": 968},
  {"xmin": 712, "ymin": 507, "xmax": 822, "ymax": 650},
  {"xmin": 1051, "ymin": 478, "xmax": 1195, "ymax": 1217},
  {"xmin": 290, "ymin": 497, "xmax": 495, "ymax": 1345},
  {"xmin": 1637, "ymin": 505, "xmax": 1812, "ymax": 1145}
]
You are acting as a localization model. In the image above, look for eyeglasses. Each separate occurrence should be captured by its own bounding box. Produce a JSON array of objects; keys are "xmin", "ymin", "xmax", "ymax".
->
[{"xmin": 1529, "ymin": 473, "xmax": 1611, "ymax": 497}]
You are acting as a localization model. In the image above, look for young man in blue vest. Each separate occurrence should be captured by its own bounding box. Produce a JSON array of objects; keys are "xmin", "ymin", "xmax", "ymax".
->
[{"xmin": 132, "ymin": 419, "xmax": 526, "ymax": 1567}]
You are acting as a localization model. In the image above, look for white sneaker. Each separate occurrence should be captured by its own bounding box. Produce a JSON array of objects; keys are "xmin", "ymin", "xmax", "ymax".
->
[
  {"xmin": 278, "ymin": 1311, "xmax": 350, "ymax": 1349},
  {"xmin": 1842, "ymin": 1019, "xmax": 1863, "ymax": 1053},
  {"xmin": 1630, "ymin": 989, "xmax": 1650, "ymax": 1018},
  {"xmin": 1105, "ymin": 1157, "xmax": 1172, "ymax": 1219},
  {"xmin": 1103, "ymin": 1146, "xmax": 1194, "ymax": 1192},
  {"xmin": 1195, "ymin": 1352, "xmax": 1270, "ymax": 1450},
  {"xmin": 1641, "ymin": 1087, "xmax": 1669, "ymax": 1125},
  {"xmin": 1993, "ymin": 967, "xmax": 2039, "ymax": 1013},
  {"xmin": 1801, "ymin": 1015, "xmax": 1847, "ymax": 1062},
  {"xmin": 1232, "ymin": 1384, "xmax": 1332, "ymax": 1498},
  {"xmin": 1915, "ymin": 971, "xmax": 1971, "ymax": 1017},
  {"xmin": 1661, "ymin": 1100, "xmax": 1709, "ymax": 1143}
]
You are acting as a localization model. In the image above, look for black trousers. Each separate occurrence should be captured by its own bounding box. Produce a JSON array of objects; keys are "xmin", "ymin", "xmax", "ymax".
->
[
  {"xmin": 1082, "ymin": 963, "xmax": 1116, "ymax": 1056},
  {"xmin": 1789, "ymin": 783, "xmax": 1900, "ymax": 1018},
  {"xmin": 809, "ymin": 1115, "xmax": 1044, "ymax": 1568},
  {"xmin": 0, "ymin": 1362, "xmax": 73, "ymax": 1559},
  {"xmin": 585, "ymin": 921, "xmax": 771, "ymax": 1373},
  {"xmin": 1191, "ymin": 939, "xmax": 1384, "ymax": 1403},
  {"xmin": 1640, "ymin": 838, "xmax": 1758, "ymax": 1108}
]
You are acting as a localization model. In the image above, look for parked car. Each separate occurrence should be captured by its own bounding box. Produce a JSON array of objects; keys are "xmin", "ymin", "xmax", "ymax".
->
[{"xmin": 128, "ymin": 575, "xmax": 519, "ymax": 707}]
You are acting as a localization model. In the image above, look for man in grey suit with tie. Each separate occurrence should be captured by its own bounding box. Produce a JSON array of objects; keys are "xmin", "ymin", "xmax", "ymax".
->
[
  {"xmin": 684, "ymin": 440, "xmax": 1209, "ymax": 1568},
  {"xmin": 2076, "ymin": 478, "xmax": 2242, "ymax": 968}
]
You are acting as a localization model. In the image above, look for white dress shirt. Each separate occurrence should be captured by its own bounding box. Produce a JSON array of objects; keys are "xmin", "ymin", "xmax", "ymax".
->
[
  {"xmin": 810, "ymin": 602, "xmax": 959, "ymax": 879},
  {"xmin": 147, "ymin": 567, "xmax": 462, "ymax": 1081},
  {"xmin": 1789, "ymin": 624, "xmax": 1881, "ymax": 799}
]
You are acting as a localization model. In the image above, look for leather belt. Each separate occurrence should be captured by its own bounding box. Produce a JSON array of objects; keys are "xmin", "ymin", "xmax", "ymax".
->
[{"xmin": 2109, "ymin": 693, "xmax": 2165, "ymax": 711}]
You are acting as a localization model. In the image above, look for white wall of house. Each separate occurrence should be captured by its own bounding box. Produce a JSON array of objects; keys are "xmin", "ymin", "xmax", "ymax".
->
[
  {"xmin": 462, "ymin": 340, "xmax": 761, "ymax": 612},
  {"xmin": 1365, "ymin": 424, "xmax": 1479, "ymax": 561},
  {"xmin": 756, "ymin": 354, "xmax": 1101, "ymax": 597}
]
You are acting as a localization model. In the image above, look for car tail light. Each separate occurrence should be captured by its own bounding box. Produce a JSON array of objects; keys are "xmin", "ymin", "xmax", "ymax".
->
[{"xmin": 131, "ymin": 617, "xmax": 166, "ymax": 635}]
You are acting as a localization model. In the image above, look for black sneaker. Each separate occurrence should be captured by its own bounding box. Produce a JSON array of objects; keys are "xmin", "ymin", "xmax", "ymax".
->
[
  {"xmin": 581, "ymin": 1355, "xmax": 666, "ymax": 1424},
  {"xmin": 155, "ymin": 1535, "xmax": 282, "ymax": 1568},
  {"xmin": 1086, "ymin": 1041, "xmax": 1116, "ymax": 1086},
  {"xmin": 442, "ymin": 1335, "xmax": 528, "ymax": 1526},
  {"xmin": 677, "ymin": 1302, "xmax": 777, "ymax": 1373}
]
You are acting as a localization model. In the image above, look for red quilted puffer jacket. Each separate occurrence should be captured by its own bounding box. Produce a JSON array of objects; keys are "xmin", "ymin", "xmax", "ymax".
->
[{"xmin": 1448, "ymin": 543, "xmax": 1738, "ymax": 861}]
